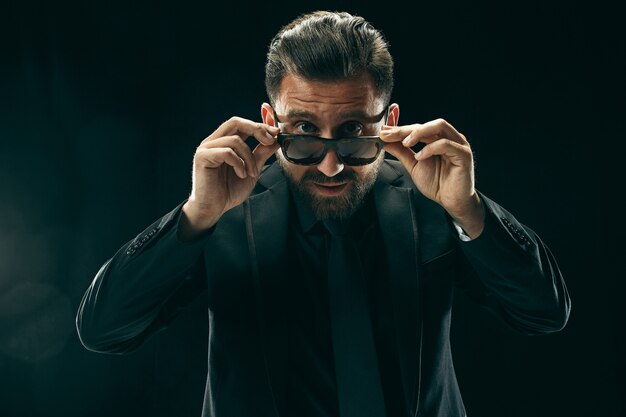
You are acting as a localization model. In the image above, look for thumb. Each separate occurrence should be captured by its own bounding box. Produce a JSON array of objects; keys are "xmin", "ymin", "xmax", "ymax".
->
[
  {"xmin": 252, "ymin": 142, "xmax": 280, "ymax": 173},
  {"xmin": 384, "ymin": 143, "xmax": 417, "ymax": 173}
]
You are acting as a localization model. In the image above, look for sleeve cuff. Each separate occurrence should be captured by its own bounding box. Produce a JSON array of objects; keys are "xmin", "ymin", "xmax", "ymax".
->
[{"xmin": 452, "ymin": 220, "xmax": 473, "ymax": 242}]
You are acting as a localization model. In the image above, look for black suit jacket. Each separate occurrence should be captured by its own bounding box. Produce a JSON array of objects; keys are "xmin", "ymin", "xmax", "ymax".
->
[{"xmin": 76, "ymin": 160, "xmax": 570, "ymax": 417}]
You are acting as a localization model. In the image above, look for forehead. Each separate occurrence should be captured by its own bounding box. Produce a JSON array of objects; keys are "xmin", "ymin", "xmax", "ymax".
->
[{"xmin": 274, "ymin": 73, "xmax": 385, "ymax": 119}]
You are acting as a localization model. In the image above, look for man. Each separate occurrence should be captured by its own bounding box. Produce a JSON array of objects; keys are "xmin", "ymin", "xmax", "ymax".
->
[{"xmin": 76, "ymin": 11, "xmax": 571, "ymax": 417}]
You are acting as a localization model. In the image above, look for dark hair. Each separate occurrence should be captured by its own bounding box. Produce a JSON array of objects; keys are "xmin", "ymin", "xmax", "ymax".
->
[{"xmin": 265, "ymin": 11, "xmax": 394, "ymax": 106}]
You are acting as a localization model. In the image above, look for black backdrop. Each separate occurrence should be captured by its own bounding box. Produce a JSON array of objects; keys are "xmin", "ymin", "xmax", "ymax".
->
[{"xmin": 1, "ymin": 0, "xmax": 624, "ymax": 416}]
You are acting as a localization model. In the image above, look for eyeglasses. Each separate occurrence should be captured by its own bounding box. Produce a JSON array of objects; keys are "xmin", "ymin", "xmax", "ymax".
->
[
  {"xmin": 273, "ymin": 106, "xmax": 389, "ymax": 166},
  {"xmin": 276, "ymin": 134, "xmax": 385, "ymax": 166}
]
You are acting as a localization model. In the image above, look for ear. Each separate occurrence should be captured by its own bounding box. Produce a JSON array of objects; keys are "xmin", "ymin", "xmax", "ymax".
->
[
  {"xmin": 386, "ymin": 103, "xmax": 400, "ymax": 127},
  {"xmin": 261, "ymin": 103, "xmax": 276, "ymax": 127}
]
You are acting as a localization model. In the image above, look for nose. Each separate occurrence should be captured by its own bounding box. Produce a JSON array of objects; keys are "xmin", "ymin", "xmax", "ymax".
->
[{"xmin": 317, "ymin": 149, "xmax": 344, "ymax": 177}]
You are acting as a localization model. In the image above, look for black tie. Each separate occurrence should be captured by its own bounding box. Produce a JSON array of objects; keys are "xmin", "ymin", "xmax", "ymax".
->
[{"xmin": 325, "ymin": 220, "xmax": 387, "ymax": 417}]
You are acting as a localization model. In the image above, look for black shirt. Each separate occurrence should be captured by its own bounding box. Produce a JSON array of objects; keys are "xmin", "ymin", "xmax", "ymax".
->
[{"xmin": 284, "ymin": 187, "xmax": 408, "ymax": 417}]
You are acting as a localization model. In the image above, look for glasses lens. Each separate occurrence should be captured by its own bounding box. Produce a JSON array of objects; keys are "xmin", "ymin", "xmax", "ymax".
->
[
  {"xmin": 280, "ymin": 135, "xmax": 382, "ymax": 166},
  {"xmin": 336, "ymin": 140, "xmax": 381, "ymax": 165},
  {"xmin": 283, "ymin": 136, "xmax": 326, "ymax": 164}
]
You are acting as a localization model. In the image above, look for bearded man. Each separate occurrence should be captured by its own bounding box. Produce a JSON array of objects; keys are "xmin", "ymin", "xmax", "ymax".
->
[{"xmin": 77, "ymin": 10, "xmax": 570, "ymax": 417}]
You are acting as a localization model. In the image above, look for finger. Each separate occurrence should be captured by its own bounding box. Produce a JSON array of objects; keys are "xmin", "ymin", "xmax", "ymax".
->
[
  {"xmin": 252, "ymin": 142, "xmax": 280, "ymax": 173},
  {"xmin": 380, "ymin": 125, "xmax": 439, "ymax": 154},
  {"xmin": 208, "ymin": 116, "xmax": 280, "ymax": 145},
  {"xmin": 381, "ymin": 119, "xmax": 468, "ymax": 148},
  {"xmin": 203, "ymin": 135, "xmax": 258, "ymax": 177},
  {"xmin": 403, "ymin": 118, "xmax": 468, "ymax": 148},
  {"xmin": 197, "ymin": 147, "xmax": 248, "ymax": 179},
  {"xmin": 383, "ymin": 142, "xmax": 417, "ymax": 172},
  {"xmin": 414, "ymin": 139, "xmax": 471, "ymax": 165},
  {"xmin": 379, "ymin": 124, "xmax": 421, "ymax": 143}
]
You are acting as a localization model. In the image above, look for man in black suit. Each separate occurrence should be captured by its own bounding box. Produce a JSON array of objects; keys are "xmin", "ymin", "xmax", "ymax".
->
[{"xmin": 76, "ymin": 11, "xmax": 571, "ymax": 417}]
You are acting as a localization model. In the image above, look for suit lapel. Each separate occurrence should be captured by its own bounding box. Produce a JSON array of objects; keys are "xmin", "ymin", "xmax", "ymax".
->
[
  {"xmin": 244, "ymin": 163, "xmax": 290, "ymax": 417},
  {"xmin": 374, "ymin": 162, "xmax": 423, "ymax": 413}
]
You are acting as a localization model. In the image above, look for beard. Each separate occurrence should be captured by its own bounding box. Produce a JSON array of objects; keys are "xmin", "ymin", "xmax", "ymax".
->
[{"xmin": 278, "ymin": 155, "xmax": 383, "ymax": 221}]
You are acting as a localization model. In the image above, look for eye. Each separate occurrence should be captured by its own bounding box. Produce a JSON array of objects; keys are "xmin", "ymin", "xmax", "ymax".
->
[
  {"xmin": 341, "ymin": 122, "xmax": 363, "ymax": 137},
  {"xmin": 295, "ymin": 122, "xmax": 317, "ymax": 134}
]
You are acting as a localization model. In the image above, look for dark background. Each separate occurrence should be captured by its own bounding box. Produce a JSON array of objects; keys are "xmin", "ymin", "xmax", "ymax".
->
[{"xmin": 1, "ymin": 0, "xmax": 623, "ymax": 416}]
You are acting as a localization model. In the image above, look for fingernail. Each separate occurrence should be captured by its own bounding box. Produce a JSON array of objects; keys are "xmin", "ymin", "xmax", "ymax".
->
[
  {"xmin": 265, "ymin": 132, "xmax": 275, "ymax": 142},
  {"xmin": 415, "ymin": 151, "xmax": 422, "ymax": 159},
  {"xmin": 402, "ymin": 136, "xmax": 411, "ymax": 145},
  {"xmin": 268, "ymin": 125, "xmax": 280, "ymax": 132}
]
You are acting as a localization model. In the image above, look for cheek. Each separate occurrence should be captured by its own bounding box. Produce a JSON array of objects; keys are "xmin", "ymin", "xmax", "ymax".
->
[
  {"xmin": 281, "ymin": 161, "xmax": 308, "ymax": 182},
  {"xmin": 290, "ymin": 167, "xmax": 308, "ymax": 182},
  {"xmin": 353, "ymin": 156, "xmax": 383, "ymax": 182},
  {"xmin": 353, "ymin": 166, "xmax": 371, "ymax": 181}
]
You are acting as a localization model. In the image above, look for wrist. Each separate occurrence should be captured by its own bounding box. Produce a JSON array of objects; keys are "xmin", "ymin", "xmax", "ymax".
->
[
  {"xmin": 179, "ymin": 201, "xmax": 221, "ymax": 241},
  {"xmin": 447, "ymin": 193, "xmax": 485, "ymax": 239}
]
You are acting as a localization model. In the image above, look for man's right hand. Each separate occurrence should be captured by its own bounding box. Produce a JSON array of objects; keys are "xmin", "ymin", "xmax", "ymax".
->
[{"xmin": 179, "ymin": 117, "xmax": 280, "ymax": 241}]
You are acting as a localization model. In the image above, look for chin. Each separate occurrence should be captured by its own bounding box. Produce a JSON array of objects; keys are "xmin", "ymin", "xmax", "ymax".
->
[
  {"xmin": 306, "ymin": 183, "xmax": 359, "ymax": 221},
  {"xmin": 278, "ymin": 155, "xmax": 382, "ymax": 221}
]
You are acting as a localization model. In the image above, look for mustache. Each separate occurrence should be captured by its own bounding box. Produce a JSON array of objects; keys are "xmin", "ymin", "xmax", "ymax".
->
[{"xmin": 301, "ymin": 170, "xmax": 357, "ymax": 184}]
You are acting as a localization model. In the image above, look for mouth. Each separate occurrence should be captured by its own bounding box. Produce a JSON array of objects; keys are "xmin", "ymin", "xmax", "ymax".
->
[{"xmin": 311, "ymin": 182, "xmax": 349, "ymax": 196}]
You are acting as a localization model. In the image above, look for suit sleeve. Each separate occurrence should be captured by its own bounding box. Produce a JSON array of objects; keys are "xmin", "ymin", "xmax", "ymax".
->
[
  {"xmin": 76, "ymin": 201, "xmax": 211, "ymax": 354},
  {"xmin": 452, "ymin": 193, "xmax": 571, "ymax": 335}
]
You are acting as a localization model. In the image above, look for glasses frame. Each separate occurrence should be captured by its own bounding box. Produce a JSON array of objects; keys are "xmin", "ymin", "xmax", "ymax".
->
[
  {"xmin": 273, "ymin": 106, "xmax": 390, "ymax": 166},
  {"xmin": 276, "ymin": 134, "xmax": 385, "ymax": 166}
]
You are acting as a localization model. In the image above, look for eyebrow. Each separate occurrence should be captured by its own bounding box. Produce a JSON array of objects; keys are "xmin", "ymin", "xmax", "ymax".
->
[
  {"xmin": 283, "ymin": 109, "xmax": 318, "ymax": 120},
  {"xmin": 282, "ymin": 108, "xmax": 386, "ymax": 123}
]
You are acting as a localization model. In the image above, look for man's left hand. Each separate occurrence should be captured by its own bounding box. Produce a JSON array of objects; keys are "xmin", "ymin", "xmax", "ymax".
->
[{"xmin": 380, "ymin": 118, "xmax": 485, "ymax": 239}]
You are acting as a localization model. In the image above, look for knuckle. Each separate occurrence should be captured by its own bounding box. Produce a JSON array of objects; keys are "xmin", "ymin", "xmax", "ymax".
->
[
  {"xmin": 430, "ymin": 139, "xmax": 446, "ymax": 151},
  {"xmin": 194, "ymin": 146, "xmax": 209, "ymax": 159},
  {"xmin": 226, "ymin": 135, "xmax": 243, "ymax": 145},
  {"xmin": 232, "ymin": 137, "xmax": 251, "ymax": 154},
  {"xmin": 448, "ymin": 139, "xmax": 462, "ymax": 150},
  {"xmin": 224, "ymin": 116, "xmax": 243, "ymax": 129}
]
